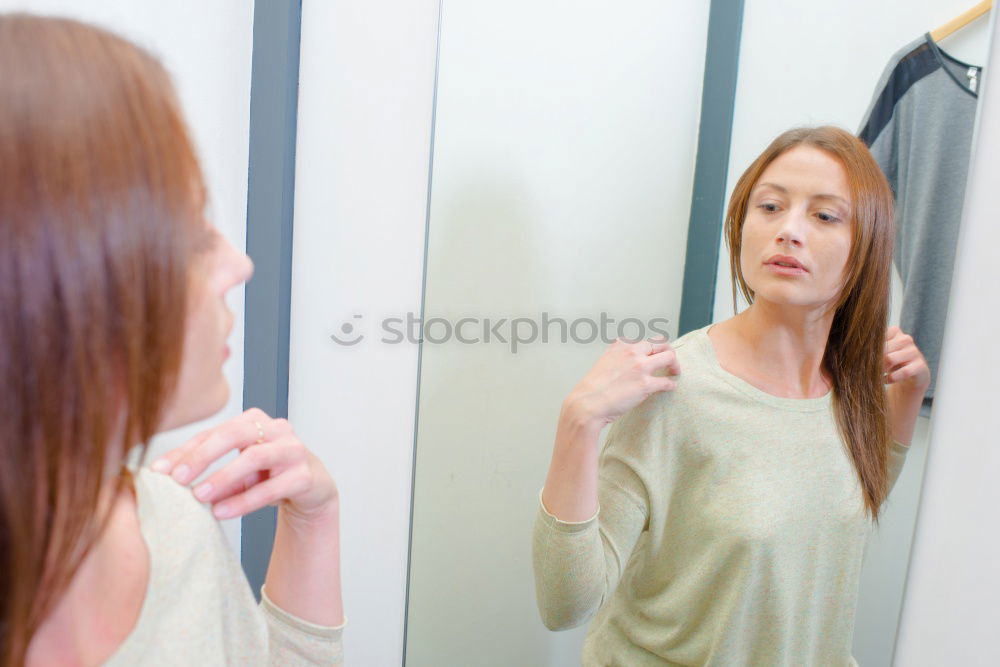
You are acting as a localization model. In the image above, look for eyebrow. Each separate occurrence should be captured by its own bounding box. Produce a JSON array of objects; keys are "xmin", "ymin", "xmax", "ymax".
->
[{"xmin": 753, "ymin": 182, "xmax": 850, "ymax": 207}]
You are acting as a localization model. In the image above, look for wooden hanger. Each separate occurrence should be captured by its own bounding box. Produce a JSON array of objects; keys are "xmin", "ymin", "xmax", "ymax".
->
[{"xmin": 931, "ymin": 0, "xmax": 993, "ymax": 42}]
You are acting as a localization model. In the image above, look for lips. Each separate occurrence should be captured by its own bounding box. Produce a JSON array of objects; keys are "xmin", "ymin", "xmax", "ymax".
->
[{"xmin": 765, "ymin": 254, "xmax": 807, "ymax": 271}]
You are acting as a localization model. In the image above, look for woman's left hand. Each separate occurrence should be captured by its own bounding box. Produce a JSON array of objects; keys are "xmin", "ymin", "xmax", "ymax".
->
[
  {"xmin": 150, "ymin": 407, "xmax": 338, "ymax": 522},
  {"xmin": 884, "ymin": 326, "xmax": 931, "ymax": 393}
]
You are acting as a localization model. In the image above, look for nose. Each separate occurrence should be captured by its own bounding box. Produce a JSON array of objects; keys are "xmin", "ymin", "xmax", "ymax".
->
[
  {"xmin": 775, "ymin": 208, "xmax": 806, "ymax": 248},
  {"xmin": 219, "ymin": 236, "xmax": 254, "ymax": 292},
  {"xmin": 237, "ymin": 251, "xmax": 254, "ymax": 285}
]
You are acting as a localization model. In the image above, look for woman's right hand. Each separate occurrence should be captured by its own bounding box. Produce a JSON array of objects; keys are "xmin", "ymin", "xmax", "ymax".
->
[{"xmin": 564, "ymin": 336, "xmax": 681, "ymax": 428}]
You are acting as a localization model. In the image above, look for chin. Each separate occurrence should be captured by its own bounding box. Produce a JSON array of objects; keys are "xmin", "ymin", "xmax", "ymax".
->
[
  {"xmin": 202, "ymin": 379, "xmax": 231, "ymax": 419},
  {"xmin": 748, "ymin": 283, "xmax": 819, "ymax": 308},
  {"xmin": 169, "ymin": 380, "xmax": 231, "ymax": 432}
]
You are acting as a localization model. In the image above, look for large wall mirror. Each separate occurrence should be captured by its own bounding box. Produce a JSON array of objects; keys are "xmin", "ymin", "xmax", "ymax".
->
[{"xmin": 404, "ymin": 1, "xmax": 994, "ymax": 665}]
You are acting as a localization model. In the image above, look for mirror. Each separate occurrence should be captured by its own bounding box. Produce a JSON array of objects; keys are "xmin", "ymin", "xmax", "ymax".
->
[
  {"xmin": 709, "ymin": 3, "xmax": 991, "ymax": 665},
  {"xmin": 404, "ymin": 3, "xmax": 710, "ymax": 664},
  {"xmin": 404, "ymin": 2, "xmax": 993, "ymax": 665}
]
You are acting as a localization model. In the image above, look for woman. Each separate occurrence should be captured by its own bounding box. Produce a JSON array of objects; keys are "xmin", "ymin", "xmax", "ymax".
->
[
  {"xmin": 533, "ymin": 126, "xmax": 930, "ymax": 665},
  {"xmin": 0, "ymin": 15, "xmax": 343, "ymax": 666}
]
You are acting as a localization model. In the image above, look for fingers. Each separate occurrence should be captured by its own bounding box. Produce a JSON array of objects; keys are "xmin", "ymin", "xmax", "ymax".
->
[
  {"xmin": 883, "ymin": 332, "xmax": 929, "ymax": 386},
  {"xmin": 178, "ymin": 417, "xmax": 292, "ymax": 485},
  {"xmin": 612, "ymin": 336, "xmax": 681, "ymax": 374},
  {"xmin": 150, "ymin": 426, "xmax": 215, "ymax": 473},
  {"xmin": 155, "ymin": 408, "xmax": 293, "ymax": 485},
  {"xmin": 649, "ymin": 341, "xmax": 672, "ymax": 355},
  {"xmin": 649, "ymin": 376, "xmax": 678, "ymax": 393},
  {"xmin": 647, "ymin": 348, "xmax": 681, "ymax": 376},
  {"xmin": 884, "ymin": 327, "xmax": 912, "ymax": 354},
  {"xmin": 192, "ymin": 435, "xmax": 303, "ymax": 506},
  {"xmin": 884, "ymin": 348, "xmax": 912, "ymax": 371},
  {"xmin": 614, "ymin": 336, "xmax": 682, "ymax": 380},
  {"xmin": 885, "ymin": 363, "xmax": 921, "ymax": 384},
  {"xmin": 884, "ymin": 335, "xmax": 922, "ymax": 369},
  {"xmin": 210, "ymin": 464, "xmax": 313, "ymax": 519},
  {"xmin": 613, "ymin": 335, "xmax": 669, "ymax": 352},
  {"xmin": 646, "ymin": 334, "xmax": 671, "ymax": 354}
]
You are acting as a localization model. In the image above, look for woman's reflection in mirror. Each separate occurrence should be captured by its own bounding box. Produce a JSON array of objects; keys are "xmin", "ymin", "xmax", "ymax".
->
[{"xmin": 533, "ymin": 126, "xmax": 930, "ymax": 665}]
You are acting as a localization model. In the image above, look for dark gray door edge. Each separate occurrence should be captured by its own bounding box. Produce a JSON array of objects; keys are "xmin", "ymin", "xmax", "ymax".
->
[
  {"xmin": 678, "ymin": 0, "xmax": 745, "ymax": 337},
  {"xmin": 241, "ymin": 0, "xmax": 303, "ymax": 599}
]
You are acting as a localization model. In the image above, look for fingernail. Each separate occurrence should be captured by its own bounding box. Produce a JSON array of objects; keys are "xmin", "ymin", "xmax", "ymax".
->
[
  {"xmin": 193, "ymin": 483, "xmax": 212, "ymax": 501},
  {"xmin": 172, "ymin": 464, "xmax": 191, "ymax": 484},
  {"xmin": 150, "ymin": 459, "xmax": 171, "ymax": 474},
  {"xmin": 214, "ymin": 504, "xmax": 234, "ymax": 519}
]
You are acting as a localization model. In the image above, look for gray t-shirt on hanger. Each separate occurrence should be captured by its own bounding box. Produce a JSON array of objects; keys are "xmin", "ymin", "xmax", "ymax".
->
[{"xmin": 858, "ymin": 33, "xmax": 981, "ymax": 416}]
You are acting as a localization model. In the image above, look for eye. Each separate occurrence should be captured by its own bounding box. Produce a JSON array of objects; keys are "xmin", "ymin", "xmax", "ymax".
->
[
  {"xmin": 756, "ymin": 202, "xmax": 780, "ymax": 213},
  {"xmin": 816, "ymin": 211, "xmax": 841, "ymax": 223}
]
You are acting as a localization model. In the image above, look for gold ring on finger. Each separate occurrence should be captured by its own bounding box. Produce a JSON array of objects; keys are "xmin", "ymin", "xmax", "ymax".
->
[{"xmin": 254, "ymin": 420, "xmax": 265, "ymax": 444}]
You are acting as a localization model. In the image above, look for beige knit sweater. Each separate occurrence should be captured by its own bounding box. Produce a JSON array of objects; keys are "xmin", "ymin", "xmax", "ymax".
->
[
  {"xmin": 533, "ymin": 324, "xmax": 910, "ymax": 666},
  {"xmin": 103, "ymin": 465, "xmax": 344, "ymax": 665}
]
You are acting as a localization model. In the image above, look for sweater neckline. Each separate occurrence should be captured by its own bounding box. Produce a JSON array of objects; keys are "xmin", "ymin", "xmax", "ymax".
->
[
  {"xmin": 923, "ymin": 32, "xmax": 982, "ymax": 99},
  {"xmin": 697, "ymin": 325, "xmax": 833, "ymax": 413}
]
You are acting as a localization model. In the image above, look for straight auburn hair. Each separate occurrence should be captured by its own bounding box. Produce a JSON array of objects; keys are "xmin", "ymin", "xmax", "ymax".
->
[
  {"xmin": 0, "ymin": 14, "xmax": 210, "ymax": 665},
  {"xmin": 723, "ymin": 126, "xmax": 895, "ymax": 524}
]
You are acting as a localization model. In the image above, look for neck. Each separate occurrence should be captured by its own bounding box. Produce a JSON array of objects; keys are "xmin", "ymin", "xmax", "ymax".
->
[{"xmin": 732, "ymin": 299, "xmax": 834, "ymax": 397}]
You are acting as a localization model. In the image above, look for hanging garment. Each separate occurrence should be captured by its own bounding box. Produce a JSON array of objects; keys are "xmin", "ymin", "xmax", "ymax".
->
[{"xmin": 858, "ymin": 33, "xmax": 981, "ymax": 416}]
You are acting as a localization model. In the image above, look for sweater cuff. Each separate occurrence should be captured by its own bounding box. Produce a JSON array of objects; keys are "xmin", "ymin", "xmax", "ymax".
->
[
  {"xmin": 537, "ymin": 488, "xmax": 599, "ymax": 533},
  {"xmin": 260, "ymin": 584, "xmax": 347, "ymax": 637}
]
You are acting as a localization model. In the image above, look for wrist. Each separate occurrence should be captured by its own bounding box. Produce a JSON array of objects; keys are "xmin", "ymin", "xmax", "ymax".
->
[
  {"xmin": 279, "ymin": 496, "xmax": 340, "ymax": 533},
  {"xmin": 560, "ymin": 394, "xmax": 606, "ymax": 435},
  {"xmin": 889, "ymin": 378, "xmax": 930, "ymax": 399}
]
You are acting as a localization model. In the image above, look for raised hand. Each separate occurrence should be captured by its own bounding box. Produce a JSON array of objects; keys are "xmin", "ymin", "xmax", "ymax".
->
[
  {"xmin": 150, "ymin": 408, "xmax": 338, "ymax": 522},
  {"xmin": 565, "ymin": 336, "xmax": 681, "ymax": 427},
  {"xmin": 884, "ymin": 326, "xmax": 931, "ymax": 393}
]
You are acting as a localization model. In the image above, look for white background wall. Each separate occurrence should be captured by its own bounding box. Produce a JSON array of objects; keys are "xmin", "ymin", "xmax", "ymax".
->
[
  {"xmin": 1, "ymin": 0, "xmax": 256, "ymax": 551},
  {"xmin": 894, "ymin": 6, "xmax": 1000, "ymax": 664},
  {"xmin": 713, "ymin": 2, "xmax": 992, "ymax": 664},
  {"xmin": 403, "ymin": 3, "xmax": 710, "ymax": 665},
  {"xmin": 289, "ymin": 1, "xmax": 441, "ymax": 665}
]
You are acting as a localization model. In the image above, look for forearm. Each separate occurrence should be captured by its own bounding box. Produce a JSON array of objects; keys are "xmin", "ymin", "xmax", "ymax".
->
[
  {"xmin": 888, "ymin": 383, "xmax": 924, "ymax": 446},
  {"xmin": 535, "ymin": 398, "xmax": 650, "ymax": 629},
  {"xmin": 532, "ymin": 501, "xmax": 606, "ymax": 630},
  {"xmin": 264, "ymin": 501, "xmax": 344, "ymax": 627},
  {"xmin": 541, "ymin": 399, "xmax": 605, "ymax": 522}
]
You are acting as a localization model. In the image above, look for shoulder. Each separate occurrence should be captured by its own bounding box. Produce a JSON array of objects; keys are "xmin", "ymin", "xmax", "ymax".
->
[
  {"xmin": 130, "ymin": 465, "xmax": 255, "ymax": 604},
  {"xmin": 886, "ymin": 35, "xmax": 933, "ymax": 73},
  {"xmin": 133, "ymin": 466, "xmax": 217, "ymax": 529},
  {"xmin": 130, "ymin": 466, "xmax": 233, "ymax": 569},
  {"xmin": 602, "ymin": 327, "xmax": 710, "ymax": 452},
  {"xmin": 105, "ymin": 467, "xmax": 267, "ymax": 665},
  {"xmin": 859, "ymin": 35, "xmax": 936, "ymax": 141},
  {"xmin": 664, "ymin": 325, "xmax": 703, "ymax": 361},
  {"xmin": 654, "ymin": 324, "xmax": 713, "ymax": 395}
]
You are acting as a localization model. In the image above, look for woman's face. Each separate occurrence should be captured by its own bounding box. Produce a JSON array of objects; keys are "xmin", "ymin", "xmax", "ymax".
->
[
  {"xmin": 739, "ymin": 145, "xmax": 854, "ymax": 312},
  {"xmin": 158, "ymin": 224, "xmax": 254, "ymax": 433}
]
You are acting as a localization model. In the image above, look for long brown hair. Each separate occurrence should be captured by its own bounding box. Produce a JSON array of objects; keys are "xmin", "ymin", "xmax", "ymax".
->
[
  {"xmin": 0, "ymin": 14, "xmax": 210, "ymax": 665},
  {"xmin": 723, "ymin": 126, "xmax": 895, "ymax": 524}
]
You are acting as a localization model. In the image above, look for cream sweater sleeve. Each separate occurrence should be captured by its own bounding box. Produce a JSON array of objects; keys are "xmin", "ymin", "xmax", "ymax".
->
[
  {"xmin": 260, "ymin": 586, "xmax": 345, "ymax": 666},
  {"xmin": 532, "ymin": 404, "xmax": 655, "ymax": 631},
  {"xmin": 888, "ymin": 439, "xmax": 910, "ymax": 495}
]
